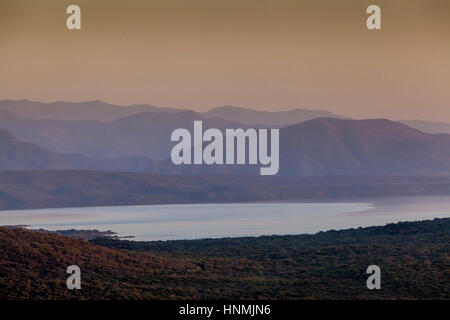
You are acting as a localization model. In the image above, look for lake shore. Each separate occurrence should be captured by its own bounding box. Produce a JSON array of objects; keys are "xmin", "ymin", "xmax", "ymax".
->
[
  {"xmin": 1, "ymin": 196, "xmax": 450, "ymax": 241},
  {"xmin": 1, "ymin": 218, "xmax": 449, "ymax": 299}
]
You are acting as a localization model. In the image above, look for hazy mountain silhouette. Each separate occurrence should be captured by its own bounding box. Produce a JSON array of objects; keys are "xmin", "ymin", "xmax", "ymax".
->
[
  {"xmin": 2, "ymin": 117, "xmax": 450, "ymax": 176},
  {"xmin": 399, "ymin": 120, "xmax": 450, "ymax": 134},
  {"xmin": 203, "ymin": 105, "xmax": 347, "ymax": 126},
  {"xmin": 279, "ymin": 118, "xmax": 450, "ymax": 176},
  {"xmin": 4, "ymin": 100, "xmax": 450, "ymax": 135},
  {"xmin": 0, "ymin": 100, "xmax": 184, "ymax": 122},
  {"xmin": 0, "ymin": 128, "xmax": 71, "ymax": 170},
  {"xmin": 0, "ymin": 128, "xmax": 163, "ymax": 172},
  {"xmin": 0, "ymin": 110, "xmax": 250, "ymax": 160},
  {"xmin": 0, "ymin": 100, "xmax": 347, "ymax": 126},
  {"xmin": 165, "ymin": 118, "xmax": 450, "ymax": 176}
]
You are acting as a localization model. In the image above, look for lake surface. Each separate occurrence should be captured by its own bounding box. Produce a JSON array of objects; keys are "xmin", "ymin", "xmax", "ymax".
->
[{"xmin": 1, "ymin": 196, "xmax": 450, "ymax": 241}]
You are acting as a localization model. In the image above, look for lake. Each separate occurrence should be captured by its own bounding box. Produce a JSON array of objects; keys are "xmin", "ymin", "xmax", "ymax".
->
[{"xmin": 1, "ymin": 196, "xmax": 450, "ymax": 241}]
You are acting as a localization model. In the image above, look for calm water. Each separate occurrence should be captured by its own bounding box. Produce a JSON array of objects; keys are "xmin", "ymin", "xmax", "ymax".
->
[{"xmin": 0, "ymin": 196, "xmax": 449, "ymax": 241}]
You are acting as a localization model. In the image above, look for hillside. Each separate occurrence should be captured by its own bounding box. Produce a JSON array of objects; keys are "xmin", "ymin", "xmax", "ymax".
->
[
  {"xmin": 279, "ymin": 118, "xmax": 450, "ymax": 176},
  {"xmin": 0, "ymin": 128, "xmax": 164, "ymax": 172},
  {"xmin": 1, "ymin": 170, "xmax": 450, "ymax": 210},
  {"xmin": 0, "ymin": 226, "xmax": 201, "ymax": 299},
  {"xmin": 0, "ymin": 129, "xmax": 72, "ymax": 170},
  {"xmin": 0, "ymin": 109, "xmax": 249, "ymax": 160},
  {"xmin": 1, "ymin": 218, "xmax": 449, "ymax": 299}
]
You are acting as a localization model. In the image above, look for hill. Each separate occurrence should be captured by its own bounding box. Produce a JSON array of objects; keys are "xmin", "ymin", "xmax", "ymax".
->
[
  {"xmin": 1, "ymin": 218, "xmax": 449, "ymax": 299},
  {"xmin": 203, "ymin": 105, "xmax": 347, "ymax": 126},
  {"xmin": 1, "ymin": 170, "xmax": 450, "ymax": 210},
  {"xmin": 278, "ymin": 118, "xmax": 450, "ymax": 176},
  {"xmin": 0, "ymin": 128, "xmax": 163, "ymax": 172},
  {"xmin": 0, "ymin": 226, "xmax": 200, "ymax": 299},
  {"xmin": 3, "ymin": 116, "xmax": 450, "ymax": 176},
  {"xmin": 0, "ymin": 129, "xmax": 73, "ymax": 170},
  {"xmin": 0, "ymin": 109, "xmax": 249, "ymax": 160}
]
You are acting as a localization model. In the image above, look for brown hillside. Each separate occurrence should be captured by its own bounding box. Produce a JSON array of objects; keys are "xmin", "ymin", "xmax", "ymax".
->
[{"xmin": 0, "ymin": 227, "xmax": 201, "ymax": 299}]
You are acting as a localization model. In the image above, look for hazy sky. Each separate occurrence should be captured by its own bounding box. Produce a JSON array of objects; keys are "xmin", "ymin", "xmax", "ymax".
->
[{"xmin": 1, "ymin": 0, "xmax": 449, "ymax": 121}]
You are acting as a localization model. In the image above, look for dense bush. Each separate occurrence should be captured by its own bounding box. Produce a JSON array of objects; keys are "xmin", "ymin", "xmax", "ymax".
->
[{"xmin": 0, "ymin": 218, "xmax": 449, "ymax": 299}]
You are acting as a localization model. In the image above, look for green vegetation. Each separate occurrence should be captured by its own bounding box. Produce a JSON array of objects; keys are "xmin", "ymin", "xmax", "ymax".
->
[{"xmin": 0, "ymin": 218, "xmax": 449, "ymax": 299}]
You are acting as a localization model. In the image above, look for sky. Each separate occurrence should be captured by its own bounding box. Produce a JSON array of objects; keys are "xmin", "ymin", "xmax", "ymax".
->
[{"xmin": 1, "ymin": 0, "xmax": 449, "ymax": 121}]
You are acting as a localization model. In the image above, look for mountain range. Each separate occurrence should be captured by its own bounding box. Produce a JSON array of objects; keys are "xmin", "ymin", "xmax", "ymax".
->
[
  {"xmin": 0, "ymin": 109, "xmax": 250, "ymax": 160},
  {"xmin": 0, "ymin": 100, "xmax": 346, "ymax": 126},
  {"xmin": 2, "ymin": 99, "xmax": 450, "ymax": 134},
  {"xmin": 0, "ymin": 128, "xmax": 161, "ymax": 172},
  {"xmin": 2, "ymin": 115, "xmax": 450, "ymax": 177},
  {"xmin": 0, "ymin": 100, "xmax": 183, "ymax": 121},
  {"xmin": 203, "ymin": 105, "xmax": 348, "ymax": 126},
  {"xmin": 278, "ymin": 118, "xmax": 450, "ymax": 176}
]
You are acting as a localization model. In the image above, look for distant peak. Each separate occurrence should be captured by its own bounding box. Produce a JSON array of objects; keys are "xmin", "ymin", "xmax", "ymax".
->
[
  {"xmin": 0, "ymin": 128, "xmax": 14, "ymax": 138},
  {"xmin": 210, "ymin": 105, "xmax": 248, "ymax": 111}
]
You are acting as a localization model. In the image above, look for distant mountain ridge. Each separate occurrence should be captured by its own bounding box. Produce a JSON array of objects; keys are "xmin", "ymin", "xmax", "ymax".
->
[
  {"xmin": 399, "ymin": 120, "xmax": 450, "ymax": 135},
  {"xmin": 278, "ymin": 118, "xmax": 450, "ymax": 176},
  {"xmin": 0, "ymin": 99, "xmax": 348, "ymax": 126},
  {"xmin": 0, "ymin": 128, "xmax": 68, "ymax": 170},
  {"xmin": 2, "ymin": 117, "xmax": 450, "ymax": 177},
  {"xmin": 203, "ymin": 105, "xmax": 348, "ymax": 126},
  {"xmin": 0, "ymin": 128, "xmax": 161, "ymax": 172},
  {"xmin": 0, "ymin": 100, "xmax": 185, "ymax": 122},
  {"xmin": 3, "ymin": 100, "xmax": 450, "ymax": 134},
  {"xmin": 0, "ymin": 109, "xmax": 251, "ymax": 160}
]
